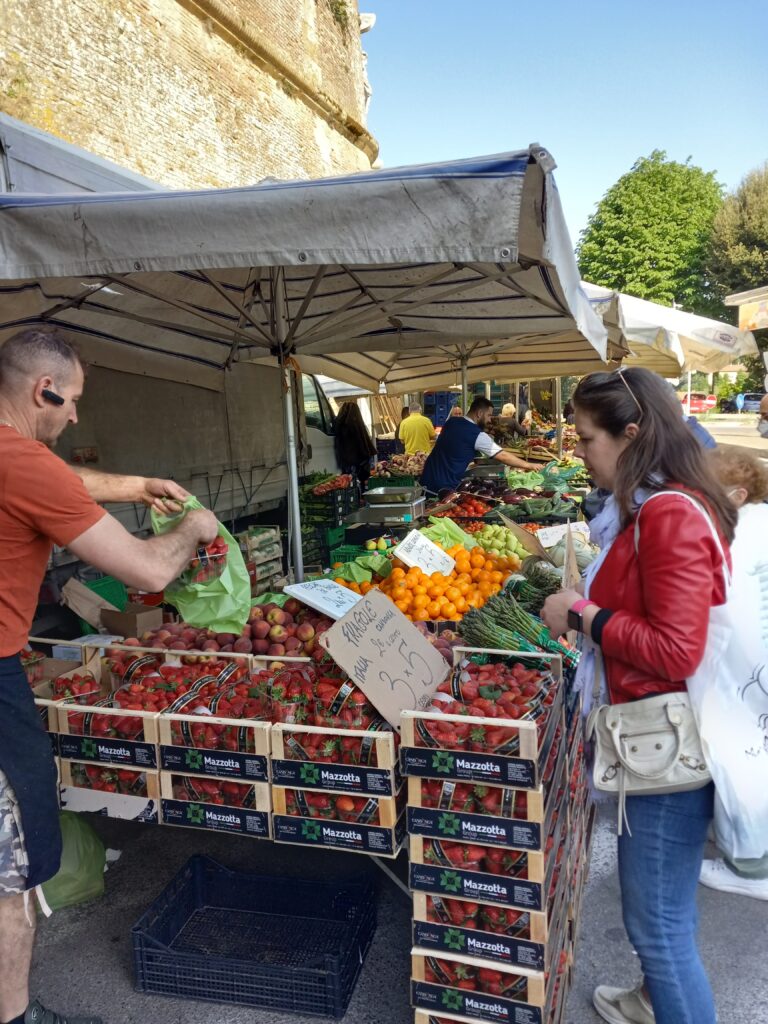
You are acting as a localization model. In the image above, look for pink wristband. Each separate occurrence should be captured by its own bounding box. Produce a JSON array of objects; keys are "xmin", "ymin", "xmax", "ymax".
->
[{"xmin": 570, "ymin": 599, "xmax": 594, "ymax": 615}]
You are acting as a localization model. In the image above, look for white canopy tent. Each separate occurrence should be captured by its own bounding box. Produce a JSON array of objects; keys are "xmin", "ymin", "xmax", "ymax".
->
[{"xmin": 0, "ymin": 145, "xmax": 609, "ymax": 577}]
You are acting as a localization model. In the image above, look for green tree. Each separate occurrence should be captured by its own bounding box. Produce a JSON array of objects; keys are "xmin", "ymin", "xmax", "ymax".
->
[
  {"xmin": 707, "ymin": 163, "xmax": 768, "ymax": 388},
  {"xmin": 578, "ymin": 151, "xmax": 723, "ymax": 312}
]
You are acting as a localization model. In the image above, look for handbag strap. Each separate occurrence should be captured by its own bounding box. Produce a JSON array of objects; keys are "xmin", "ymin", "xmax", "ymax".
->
[{"xmin": 634, "ymin": 490, "xmax": 732, "ymax": 588}]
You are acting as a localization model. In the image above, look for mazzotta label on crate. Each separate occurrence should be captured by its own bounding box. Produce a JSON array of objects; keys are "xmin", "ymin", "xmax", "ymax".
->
[
  {"xmin": 412, "ymin": 920, "xmax": 544, "ymax": 971},
  {"xmin": 407, "ymin": 807, "xmax": 542, "ymax": 851},
  {"xmin": 411, "ymin": 981, "xmax": 542, "ymax": 1024},
  {"xmin": 58, "ymin": 734, "xmax": 157, "ymax": 769},
  {"xmin": 160, "ymin": 799, "xmax": 270, "ymax": 836},
  {"xmin": 271, "ymin": 759, "xmax": 396, "ymax": 795},
  {"xmin": 273, "ymin": 814, "xmax": 405, "ymax": 855},
  {"xmin": 159, "ymin": 745, "xmax": 268, "ymax": 782},
  {"xmin": 410, "ymin": 862, "xmax": 543, "ymax": 911},
  {"xmin": 402, "ymin": 747, "xmax": 536, "ymax": 787}
]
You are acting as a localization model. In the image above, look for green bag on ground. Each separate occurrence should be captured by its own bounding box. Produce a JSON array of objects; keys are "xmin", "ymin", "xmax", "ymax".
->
[
  {"xmin": 41, "ymin": 812, "xmax": 105, "ymax": 910},
  {"xmin": 151, "ymin": 497, "xmax": 251, "ymax": 633}
]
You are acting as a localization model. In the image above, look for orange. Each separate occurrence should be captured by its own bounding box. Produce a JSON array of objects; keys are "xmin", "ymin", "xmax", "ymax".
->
[
  {"xmin": 470, "ymin": 567, "xmax": 482, "ymax": 581},
  {"xmin": 444, "ymin": 586, "xmax": 461, "ymax": 603},
  {"xmin": 333, "ymin": 577, "xmax": 347, "ymax": 586},
  {"xmin": 332, "ymin": 561, "xmax": 343, "ymax": 569},
  {"xmin": 413, "ymin": 607, "xmax": 431, "ymax": 621},
  {"xmin": 427, "ymin": 600, "xmax": 442, "ymax": 619},
  {"xmin": 395, "ymin": 599, "xmax": 410, "ymax": 613},
  {"xmin": 442, "ymin": 602, "xmax": 457, "ymax": 619},
  {"xmin": 490, "ymin": 584, "xmax": 502, "ymax": 595},
  {"xmin": 454, "ymin": 596, "xmax": 468, "ymax": 614},
  {"xmin": 458, "ymin": 581, "xmax": 471, "ymax": 596},
  {"xmin": 390, "ymin": 567, "xmax": 406, "ymax": 581},
  {"xmin": 490, "ymin": 571, "xmax": 504, "ymax": 585},
  {"xmin": 360, "ymin": 581, "xmax": 371, "ymax": 594},
  {"xmin": 413, "ymin": 593, "xmax": 430, "ymax": 609},
  {"xmin": 413, "ymin": 584, "xmax": 427, "ymax": 595},
  {"xmin": 470, "ymin": 554, "xmax": 485, "ymax": 569},
  {"xmin": 478, "ymin": 582, "xmax": 493, "ymax": 597},
  {"xmin": 427, "ymin": 584, "xmax": 444, "ymax": 600},
  {"xmin": 348, "ymin": 582, "xmax": 361, "ymax": 594}
]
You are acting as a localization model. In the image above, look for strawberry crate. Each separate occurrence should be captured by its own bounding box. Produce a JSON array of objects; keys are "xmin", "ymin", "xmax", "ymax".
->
[
  {"xmin": 410, "ymin": 951, "xmax": 547, "ymax": 1024},
  {"xmin": 158, "ymin": 712, "xmax": 271, "ymax": 782},
  {"xmin": 271, "ymin": 722, "xmax": 401, "ymax": 796},
  {"xmin": 408, "ymin": 811, "xmax": 569, "ymax": 914},
  {"xmin": 59, "ymin": 761, "xmax": 160, "ymax": 823},
  {"xmin": 98, "ymin": 643, "xmax": 253, "ymax": 693},
  {"xmin": 406, "ymin": 723, "xmax": 568, "ymax": 853},
  {"xmin": 272, "ymin": 784, "xmax": 406, "ymax": 829},
  {"xmin": 411, "ymin": 873, "xmax": 570, "ymax": 974},
  {"xmin": 159, "ymin": 773, "xmax": 272, "ymax": 839},
  {"xmin": 401, "ymin": 679, "xmax": 564, "ymax": 791}
]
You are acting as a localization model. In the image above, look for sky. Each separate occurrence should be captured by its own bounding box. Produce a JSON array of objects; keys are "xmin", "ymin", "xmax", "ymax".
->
[{"xmin": 363, "ymin": 0, "xmax": 768, "ymax": 248}]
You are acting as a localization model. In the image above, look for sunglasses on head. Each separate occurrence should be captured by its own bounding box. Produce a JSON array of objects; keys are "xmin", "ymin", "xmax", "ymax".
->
[{"xmin": 613, "ymin": 366, "xmax": 643, "ymax": 421}]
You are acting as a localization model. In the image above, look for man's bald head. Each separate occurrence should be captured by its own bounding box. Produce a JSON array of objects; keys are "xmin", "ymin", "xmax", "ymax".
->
[{"xmin": 0, "ymin": 327, "xmax": 83, "ymax": 393}]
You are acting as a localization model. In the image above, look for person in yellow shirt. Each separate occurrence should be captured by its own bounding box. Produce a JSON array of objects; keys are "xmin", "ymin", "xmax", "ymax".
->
[{"xmin": 398, "ymin": 402, "xmax": 436, "ymax": 454}]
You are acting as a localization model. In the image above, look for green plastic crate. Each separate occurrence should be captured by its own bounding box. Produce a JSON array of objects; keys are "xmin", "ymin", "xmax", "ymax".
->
[
  {"xmin": 78, "ymin": 575, "xmax": 128, "ymax": 632},
  {"xmin": 329, "ymin": 545, "xmax": 369, "ymax": 565},
  {"xmin": 324, "ymin": 525, "xmax": 346, "ymax": 549}
]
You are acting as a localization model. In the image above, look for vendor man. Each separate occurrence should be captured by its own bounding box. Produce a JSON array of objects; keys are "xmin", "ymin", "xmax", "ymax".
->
[
  {"xmin": 421, "ymin": 396, "xmax": 538, "ymax": 494},
  {"xmin": 0, "ymin": 328, "xmax": 218, "ymax": 1024},
  {"xmin": 398, "ymin": 401, "xmax": 436, "ymax": 455}
]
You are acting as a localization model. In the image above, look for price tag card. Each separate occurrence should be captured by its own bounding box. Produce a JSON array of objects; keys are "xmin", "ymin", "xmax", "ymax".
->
[
  {"xmin": 393, "ymin": 530, "xmax": 455, "ymax": 576},
  {"xmin": 318, "ymin": 590, "xmax": 450, "ymax": 730},
  {"xmin": 535, "ymin": 520, "xmax": 590, "ymax": 549},
  {"xmin": 284, "ymin": 579, "xmax": 363, "ymax": 620}
]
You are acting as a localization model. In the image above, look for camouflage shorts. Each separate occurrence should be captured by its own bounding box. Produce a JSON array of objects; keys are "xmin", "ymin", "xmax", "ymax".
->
[{"xmin": 0, "ymin": 767, "xmax": 29, "ymax": 895}]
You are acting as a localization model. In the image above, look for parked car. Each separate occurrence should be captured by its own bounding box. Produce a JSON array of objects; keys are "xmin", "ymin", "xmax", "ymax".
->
[
  {"xmin": 742, "ymin": 392, "xmax": 766, "ymax": 414},
  {"xmin": 680, "ymin": 392, "xmax": 717, "ymax": 415},
  {"xmin": 719, "ymin": 396, "xmax": 737, "ymax": 413}
]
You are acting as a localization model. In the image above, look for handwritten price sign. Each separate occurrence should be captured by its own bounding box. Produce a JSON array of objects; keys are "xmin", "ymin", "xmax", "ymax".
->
[
  {"xmin": 393, "ymin": 530, "xmax": 455, "ymax": 576},
  {"xmin": 284, "ymin": 579, "xmax": 363, "ymax": 620},
  {"xmin": 318, "ymin": 590, "xmax": 450, "ymax": 730}
]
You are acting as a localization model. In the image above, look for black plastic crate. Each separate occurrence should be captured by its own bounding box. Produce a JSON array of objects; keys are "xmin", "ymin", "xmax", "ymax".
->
[{"xmin": 132, "ymin": 856, "xmax": 376, "ymax": 1017}]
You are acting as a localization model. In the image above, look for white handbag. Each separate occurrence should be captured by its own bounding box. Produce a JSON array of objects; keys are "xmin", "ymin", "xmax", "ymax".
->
[{"xmin": 585, "ymin": 491, "xmax": 722, "ymax": 834}]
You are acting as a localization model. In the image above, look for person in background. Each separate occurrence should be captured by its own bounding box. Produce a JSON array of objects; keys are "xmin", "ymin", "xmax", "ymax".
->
[
  {"xmin": 699, "ymin": 447, "xmax": 768, "ymax": 900},
  {"xmin": 334, "ymin": 401, "xmax": 376, "ymax": 486},
  {"xmin": 397, "ymin": 401, "xmax": 436, "ymax": 455},
  {"xmin": 497, "ymin": 402, "xmax": 528, "ymax": 437},
  {"xmin": 563, "ymin": 399, "xmax": 575, "ymax": 425},
  {"xmin": 421, "ymin": 396, "xmax": 538, "ymax": 495},
  {"xmin": 394, "ymin": 404, "xmax": 409, "ymax": 442},
  {"xmin": 0, "ymin": 328, "xmax": 218, "ymax": 1024},
  {"xmin": 541, "ymin": 366, "xmax": 735, "ymax": 1024},
  {"xmin": 448, "ymin": 404, "xmax": 463, "ymax": 418}
]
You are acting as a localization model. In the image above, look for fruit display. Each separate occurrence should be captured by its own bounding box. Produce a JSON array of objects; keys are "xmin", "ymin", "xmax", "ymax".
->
[
  {"xmin": 370, "ymin": 452, "xmax": 427, "ymax": 478},
  {"xmin": 266, "ymin": 663, "xmax": 386, "ymax": 729},
  {"xmin": 423, "ymin": 896, "xmax": 530, "ymax": 936},
  {"xmin": 183, "ymin": 536, "xmax": 229, "ymax": 584},
  {"xmin": 170, "ymin": 775, "xmax": 255, "ymax": 807},
  {"xmin": 429, "ymin": 493, "xmax": 493, "ymax": 518},
  {"xmin": 283, "ymin": 790, "xmax": 387, "ymax": 824},
  {"xmin": 372, "ymin": 545, "xmax": 518, "ymax": 622},
  {"xmin": 459, "ymin": 591, "xmax": 579, "ymax": 668},
  {"xmin": 422, "ymin": 955, "xmax": 533, "ymax": 999},
  {"xmin": 70, "ymin": 761, "xmax": 149, "ymax": 796},
  {"xmin": 363, "ymin": 535, "xmax": 394, "ymax": 551},
  {"xmin": 115, "ymin": 598, "xmax": 334, "ymax": 659},
  {"xmin": 52, "ymin": 671, "xmax": 100, "ymax": 700},
  {"xmin": 470, "ymin": 524, "xmax": 528, "ymax": 562},
  {"xmin": 422, "ymin": 838, "xmax": 537, "ymax": 879},
  {"xmin": 456, "ymin": 477, "xmax": 517, "ymax": 502},
  {"xmin": 419, "ymin": 780, "xmax": 529, "ymax": 819}
]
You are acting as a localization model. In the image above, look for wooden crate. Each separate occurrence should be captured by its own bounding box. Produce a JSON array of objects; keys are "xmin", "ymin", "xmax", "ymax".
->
[
  {"xmin": 272, "ymin": 782, "xmax": 405, "ymax": 828},
  {"xmin": 411, "ymin": 875, "xmax": 570, "ymax": 974},
  {"xmin": 94, "ymin": 642, "xmax": 254, "ymax": 692},
  {"xmin": 406, "ymin": 726, "xmax": 568, "ymax": 854},
  {"xmin": 157, "ymin": 712, "xmax": 270, "ymax": 782},
  {"xmin": 408, "ymin": 810, "xmax": 569, "ymax": 915},
  {"xmin": 411, "ymin": 950, "xmax": 547, "ymax": 1024},
  {"xmin": 59, "ymin": 761, "xmax": 160, "ymax": 823},
  {"xmin": 273, "ymin": 807, "xmax": 406, "ymax": 858},
  {"xmin": 271, "ymin": 721, "xmax": 400, "ymax": 796},
  {"xmin": 159, "ymin": 773, "xmax": 272, "ymax": 839},
  {"xmin": 401, "ymin": 683, "xmax": 564, "ymax": 791}
]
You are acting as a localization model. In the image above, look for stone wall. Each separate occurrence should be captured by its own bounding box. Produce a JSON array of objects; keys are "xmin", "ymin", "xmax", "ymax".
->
[{"xmin": 0, "ymin": 0, "xmax": 377, "ymax": 187}]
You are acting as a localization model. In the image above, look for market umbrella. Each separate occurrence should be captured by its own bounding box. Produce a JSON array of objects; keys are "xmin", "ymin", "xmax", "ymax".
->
[{"xmin": 0, "ymin": 145, "xmax": 609, "ymax": 577}]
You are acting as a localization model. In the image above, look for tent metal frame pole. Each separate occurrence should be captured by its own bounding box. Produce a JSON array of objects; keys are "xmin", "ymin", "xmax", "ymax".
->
[
  {"xmin": 461, "ymin": 354, "xmax": 468, "ymax": 413},
  {"xmin": 555, "ymin": 376, "xmax": 563, "ymax": 460},
  {"xmin": 273, "ymin": 268, "xmax": 305, "ymax": 582}
]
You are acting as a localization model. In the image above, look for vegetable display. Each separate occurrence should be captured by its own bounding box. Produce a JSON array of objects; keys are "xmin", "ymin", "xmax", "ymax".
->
[
  {"xmin": 458, "ymin": 591, "xmax": 579, "ymax": 668},
  {"xmin": 370, "ymin": 452, "xmax": 427, "ymax": 478}
]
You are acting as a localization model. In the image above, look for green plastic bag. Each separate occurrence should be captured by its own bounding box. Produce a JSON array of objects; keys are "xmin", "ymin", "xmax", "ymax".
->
[
  {"xmin": 420, "ymin": 517, "xmax": 474, "ymax": 551},
  {"xmin": 41, "ymin": 812, "xmax": 105, "ymax": 910},
  {"xmin": 151, "ymin": 497, "xmax": 251, "ymax": 633}
]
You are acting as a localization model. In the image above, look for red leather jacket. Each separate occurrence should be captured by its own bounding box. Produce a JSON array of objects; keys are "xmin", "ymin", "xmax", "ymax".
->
[{"xmin": 590, "ymin": 490, "xmax": 729, "ymax": 705}]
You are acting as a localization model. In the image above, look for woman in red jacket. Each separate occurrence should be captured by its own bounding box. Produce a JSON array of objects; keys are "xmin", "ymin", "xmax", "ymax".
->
[{"xmin": 542, "ymin": 367, "xmax": 735, "ymax": 1024}]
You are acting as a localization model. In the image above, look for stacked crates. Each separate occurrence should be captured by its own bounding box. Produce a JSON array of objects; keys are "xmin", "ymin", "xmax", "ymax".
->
[{"xmin": 401, "ymin": 649, "xmax": 593, "ymax": 1024}]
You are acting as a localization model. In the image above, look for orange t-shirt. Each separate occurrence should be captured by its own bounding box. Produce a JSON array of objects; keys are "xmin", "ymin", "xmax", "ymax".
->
[{"xmin": 0, "ymin": 427, "xmax": 106, "ymax": 656}]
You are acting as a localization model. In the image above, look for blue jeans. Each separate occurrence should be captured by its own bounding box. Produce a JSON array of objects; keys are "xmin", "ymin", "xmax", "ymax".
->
[{"xmin": 618, "ymin": 784, "xmax": 715, "ymax": 1024}]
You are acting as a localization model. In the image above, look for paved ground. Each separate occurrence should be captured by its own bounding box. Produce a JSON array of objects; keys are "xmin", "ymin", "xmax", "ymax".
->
[
  {"xmin": 29, "ymin": 806, "xmax": 768, "ymax": 1024},
  {"xmin": 704, "ymin": 413, "xmax": 768, "ymax": 459}
]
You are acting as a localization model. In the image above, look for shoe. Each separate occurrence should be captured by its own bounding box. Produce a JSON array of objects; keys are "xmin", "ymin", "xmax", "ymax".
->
[
  {"xmin": 699, "ymin": 858, "xmax": 768, "ymax": 901},
  {"xmin": 593, "ymin": 983, "xmax": 655, "ymax": 1024},
  {"xmin": 24, "ymin": 999, "xmax": 103, "ymax": 1024}
]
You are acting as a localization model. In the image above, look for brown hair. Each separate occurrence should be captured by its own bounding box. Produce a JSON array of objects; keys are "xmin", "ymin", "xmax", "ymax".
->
[
  {"xmin": 0, "ymin": 327, "xmax": 83, "ymax": 391},
  {"xmin": 573, "ymin": 367, "xmax": 737, "ymax": 542},
  {"xmin": 468, "ymin": 396, "xmax": 493, "ymax": 416},
  {"xmin": 708, "ymin": 448, "xmax": 768, "ymax": 504}
]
